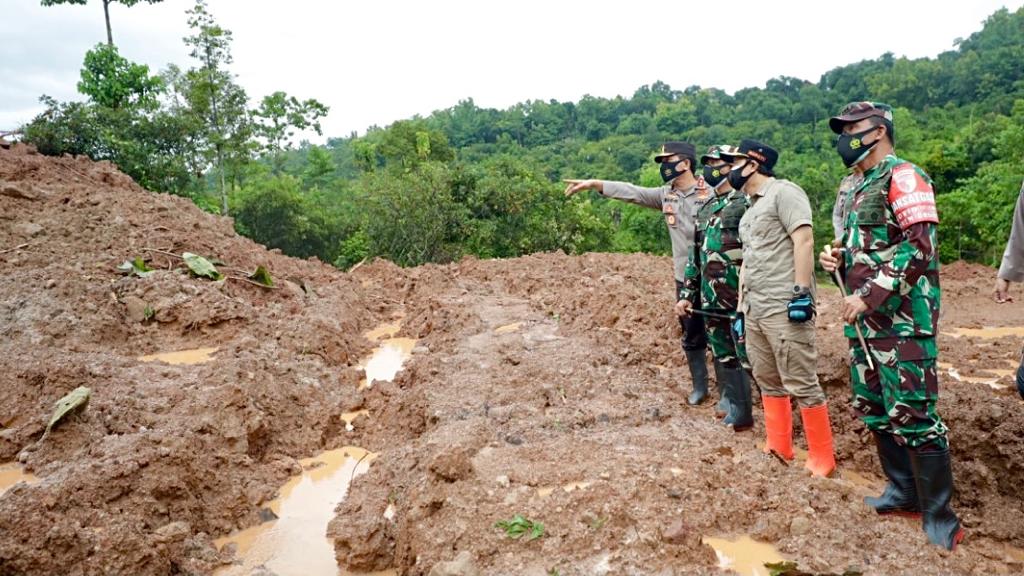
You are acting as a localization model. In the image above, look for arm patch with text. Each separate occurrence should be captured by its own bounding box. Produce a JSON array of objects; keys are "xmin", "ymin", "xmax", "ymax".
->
[{"xmin": 888, "ymin": 163, "xmax": 939, "ymax": 229}]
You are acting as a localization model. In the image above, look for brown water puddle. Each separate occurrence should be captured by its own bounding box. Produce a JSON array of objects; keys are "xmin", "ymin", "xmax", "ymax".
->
[
  {"xmin": 358, "ymin": 338, "xmax": 416, "ymax": 390},
  {"xmin": 940, "ymin": 361, "xmax": 1013, "ymax": 390},
  {"xmin": 341, "ymin": 410, "xmax": 369, "ymax": 432},
  {"xmin": 138, "ymin": 347, "xmax": 218, "ymax": 365},
  {"xmin": 365, "ymin": 318, "xmax": 404, "ymax": 341},
  {"xmin": 0, "ymin": 462, "xmax": 40, "ymax": 496},
  {"xmin": 215, "ymin": 447, "xmax": 378, "ymax": 576},
  {"xmin": 536, "ymin": 481, "xmax": 591, "ymax": 498},
  {"xmin": 494, "ymin": 322, "xmax": 522, "ymax": 335},
  {"xmin": 702, "ymin": 535, "xmax": 786, "ymax": 576},
  {"xmin": 945, "ymin": 326, "xmax": 1024, "ymax": 339},
  {"xmin": 358, "ymin": 320, "xmax": 417, "ymax": 390}
]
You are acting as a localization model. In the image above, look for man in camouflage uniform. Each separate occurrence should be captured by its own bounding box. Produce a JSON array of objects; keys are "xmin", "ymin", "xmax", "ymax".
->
[
  {"xmin": 820, "ymin": 102, "xmax": 963, "ymax": 550},
  {"xmin": 676, "ymin": 145, "xmax": 753, "ymax": 431},
  {"xmin": 564, "ymin": 141, "xmax": 713, "ymax": 405}
]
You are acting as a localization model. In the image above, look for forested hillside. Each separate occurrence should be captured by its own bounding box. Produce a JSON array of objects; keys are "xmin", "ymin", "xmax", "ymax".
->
[{"xmin": 24, "ymin": 6, "xmax": 1024, "ymax": 268}]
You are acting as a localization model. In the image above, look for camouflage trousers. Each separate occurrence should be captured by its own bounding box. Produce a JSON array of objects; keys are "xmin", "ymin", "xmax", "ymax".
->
[
  {"xmin": 849, "ymin": 337, "xmax": 948, "ymax": 450},
  {"xmin": 705, "ymin": 314, "xmax": 748, "ymax": 369}
]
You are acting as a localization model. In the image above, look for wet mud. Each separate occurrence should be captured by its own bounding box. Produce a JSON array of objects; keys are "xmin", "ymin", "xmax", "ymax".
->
[{"xmin": 2, "ymin": 145, "xmax": 1024, "ymax": 575}]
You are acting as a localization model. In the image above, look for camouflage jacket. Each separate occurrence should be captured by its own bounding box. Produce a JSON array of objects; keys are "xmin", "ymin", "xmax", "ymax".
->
[
  {"xmin": 680, "ymin": 189, "xmax": 748, "ymax": 310},
  {"xmin": 841, "ymin": 154, "xmax": 940, "ymax": 340}
]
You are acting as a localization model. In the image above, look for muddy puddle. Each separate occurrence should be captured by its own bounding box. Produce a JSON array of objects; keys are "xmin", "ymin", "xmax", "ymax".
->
[
  {"xmin": 0, "ymin": 462, "xmax": 39, "ymax": 496},
  {"xmin": 494, "ymin": 322, "xmax": 522, "ymax": 334},
  {"xmin": 946, "ymin": 326, "xmax": 1024, "ymax": 339},
  {"xmin": 703, "ymin": 535, "xmax": 786, "ymax": 576},
  {"xmin": 359, "ymin": 321, "xmax": 416, "ymax": 390},
  {"xmin": 215, "ymin": 447, "xmax": 378, "ymax": 576},
  {"xmin": 341, "ymin": 410, "xmax": 369, "ymax": 432},
  {"xmin": 536, "ymin": 481, "xmax": 591, "ymax": 498},
  {"xmin": 940, "ymin": 361, "xmax": 1016, "ymax": 390},
  {"xmin": 138, "ymin": 347, "xmax": 219, "ymax": 365}
]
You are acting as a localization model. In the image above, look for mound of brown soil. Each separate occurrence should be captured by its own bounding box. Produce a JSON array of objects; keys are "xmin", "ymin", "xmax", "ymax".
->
[{"xmin": 2, "ymin": 145, "xmax": 1023, "ymax": 575}]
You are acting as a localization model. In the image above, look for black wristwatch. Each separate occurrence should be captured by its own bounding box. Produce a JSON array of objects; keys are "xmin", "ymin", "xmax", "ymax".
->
[{"xmin": 792, "ymin": 285, "xmax": 811, "ymax": 297}]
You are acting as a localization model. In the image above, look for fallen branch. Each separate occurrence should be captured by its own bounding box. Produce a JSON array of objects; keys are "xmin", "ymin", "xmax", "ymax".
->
[
  {"xmin": 347, "ymin": 258, "xmax": 369, "ymax": 273},
  {"xmin": 141, "ymin": 247, "xmax": 182, "ymax": 259},
  {"xmin": 0, "ymin": 243, "xmax": 30, "ymax": 255},
  {"xmin": 227, "ymin": 275, "xmax": 280, "ymax": 290}
]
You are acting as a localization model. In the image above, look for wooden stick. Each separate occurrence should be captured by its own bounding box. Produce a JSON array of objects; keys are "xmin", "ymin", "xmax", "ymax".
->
[
  {"xmin": 0, "ymin": 243, "xmax": 29, "ymax": 255},
  {"xmin": 227, "ymin": 275, "xmax": 279, "ymax": 290},
  {"xmin": 141, "ymin": 247, "xmax": 182, "ymax": 259},
  {"xmin": 827, "ymin": 249, "xmax": 875, "ymax": 371}
]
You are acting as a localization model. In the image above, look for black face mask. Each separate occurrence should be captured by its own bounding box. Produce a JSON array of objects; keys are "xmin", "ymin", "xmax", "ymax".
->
[
  {"xmin": 660, "ymin": 160, "xmax": 687, "ymax": 183},
  {"xmin": 728, "ymin": 162, "xmax": 753, "ymax": 191},
  {"xmin": 836, "ymin": 127, "xmax": 880, "ymax": 168},
  {"xmin": 703, "ymin": 164, "xmax": 728, "ymax": 190}
]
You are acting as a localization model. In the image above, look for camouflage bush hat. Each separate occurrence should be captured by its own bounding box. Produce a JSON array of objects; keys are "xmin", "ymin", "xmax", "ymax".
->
[
  {"xmin": 829, "ymin": 101, "xmax": 894, "ymax": 134},
  {"xmin": 700, "ymin": 144, "xmax": 740, "ymax": 164}
]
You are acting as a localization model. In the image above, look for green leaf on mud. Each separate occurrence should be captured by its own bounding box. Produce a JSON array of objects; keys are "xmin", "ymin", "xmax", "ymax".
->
[
  {"xmin": 45, "ymin": 386, "xmax": 91, "ymax": 437},
  {"xmin": 249, "ymin": 265, "xmax": 274, "ymax": 287},
  {"xmin": 495, "ymin": 514, "xmax": 545, "ymax": 541},
  {"xmin": 117, "ymin": 256, "xmax": 154, "ymax": 277},
  {"xmin": 182, "ymin": 252, "xmax": 224, "ymax": 281}
]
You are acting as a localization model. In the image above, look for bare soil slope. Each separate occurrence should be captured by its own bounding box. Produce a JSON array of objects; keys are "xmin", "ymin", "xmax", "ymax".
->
[{"xmin": 2, "ymin": 146, "xmax": 1023, "ymax": 575}]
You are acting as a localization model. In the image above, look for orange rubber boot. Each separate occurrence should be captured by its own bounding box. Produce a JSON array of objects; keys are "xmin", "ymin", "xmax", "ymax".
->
[
  {"xmin": 801, "ymin": 403, "xmax": 837, "ymax": 477},
  {"xmin": 762, "ymin": 395, "xmax": 794, "ymax": 460}
]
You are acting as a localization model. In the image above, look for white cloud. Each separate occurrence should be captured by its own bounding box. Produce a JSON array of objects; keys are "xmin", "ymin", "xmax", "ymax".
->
[{"xmin": 2, "ymin": 0, "xmax": 1022, "ymax": 140}]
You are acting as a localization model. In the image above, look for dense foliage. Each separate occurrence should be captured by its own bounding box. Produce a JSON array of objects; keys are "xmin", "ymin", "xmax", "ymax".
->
[{"xmin": 22, "ymin": 6, "xmax": 1024, "ymax": 269}]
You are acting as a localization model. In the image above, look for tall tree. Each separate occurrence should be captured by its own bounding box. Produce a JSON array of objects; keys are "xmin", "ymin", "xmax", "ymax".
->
[
  {"xmin": 182, "ymin": 0, "xmax": 241, "ymax": 215},
  {"xmin": 41, "ymin": 0, "xmax": 163, "ymax": 47}
]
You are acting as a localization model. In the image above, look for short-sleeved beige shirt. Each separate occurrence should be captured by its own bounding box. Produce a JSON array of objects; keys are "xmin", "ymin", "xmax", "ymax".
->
[{"xmin": 738, "ymin": 177, "xmax": 815, "ymax": 318}]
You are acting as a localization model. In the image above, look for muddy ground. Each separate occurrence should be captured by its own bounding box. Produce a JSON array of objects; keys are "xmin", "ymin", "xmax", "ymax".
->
[{"xmin": 1, "ymin": 145, "xmax": 1023, "ymax": 575}]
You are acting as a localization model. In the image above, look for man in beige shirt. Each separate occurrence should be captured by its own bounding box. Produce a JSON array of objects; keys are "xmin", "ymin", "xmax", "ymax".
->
[
  {"xmin": 564, "ymin": 141, "xmax": 713, "ymax": 406},
  {"xmin": 992, "ymin": 178, "xmax": 1024, "ymax": 400},
  {"xmin": 723, "ymin": 139, "xmax": 836, "ymax": 477}
]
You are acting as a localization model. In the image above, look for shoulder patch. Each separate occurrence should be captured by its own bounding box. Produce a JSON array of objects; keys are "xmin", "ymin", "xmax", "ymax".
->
[{"xmin": 888, "ymin": 163, "xmax": 938, "ymax": 228}]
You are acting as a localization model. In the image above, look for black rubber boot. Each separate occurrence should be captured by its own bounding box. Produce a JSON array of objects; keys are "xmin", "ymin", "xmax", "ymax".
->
[
  {"xmin": 1015, "ymin": 353, "xmax": 1024, "ymax": 400},
  {"xmin": 722, "ymin": 364, "xmax": 753, "ymax": 431},
  {"xmin": 713, "ymin": 359, "xmax": 730, "ymax": 418},
  {"xmin": 909, "ymin": 448, "xmax": 964, "ymax": 550},
  {"xmin": 685, "ymin": 349, "xmax": 709, "ymax": 405},
  {"xmin": 864, "ymin": 432, "xmax": 920, "ymax": 516}
]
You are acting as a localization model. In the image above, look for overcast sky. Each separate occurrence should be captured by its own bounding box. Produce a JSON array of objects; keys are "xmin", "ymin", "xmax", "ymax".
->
[{"xmin": 2, "ymin": 0, "xmax": 1022, "ymax": 142}]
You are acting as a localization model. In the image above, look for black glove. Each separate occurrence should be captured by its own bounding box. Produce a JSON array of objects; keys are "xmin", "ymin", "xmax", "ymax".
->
[{"xmin": 787, "ymin": 294, "xmax": 815, "ymax": 323}]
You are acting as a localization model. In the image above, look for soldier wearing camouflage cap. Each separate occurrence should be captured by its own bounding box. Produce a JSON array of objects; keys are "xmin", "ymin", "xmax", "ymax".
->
[
  {"xmin": 564, "ymin": 141, "xmax": 713, "ymax": 407},
  {"xmin": 820, "ymin": 101, "xmax": 964, "ymax": 550},
  {"xmin": 676, "ymin": 145, "xmax": 754, "ymax": 431}
]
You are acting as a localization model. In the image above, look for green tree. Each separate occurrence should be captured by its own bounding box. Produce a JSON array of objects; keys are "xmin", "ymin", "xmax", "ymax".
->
[
  {"xmin": 77, "ymin": 43, "xmax": 162, "ymax": 110},
  {"xmin": 182, "ymin": 0, "xmax": 249, "ymax": 215},
  {"xmin": 40, "ymin": 0, "xmax": 163, "ymax": 47},
  {"xmin": 253, "ymin": 91, "xmax": 329, "ymax": 173}
]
